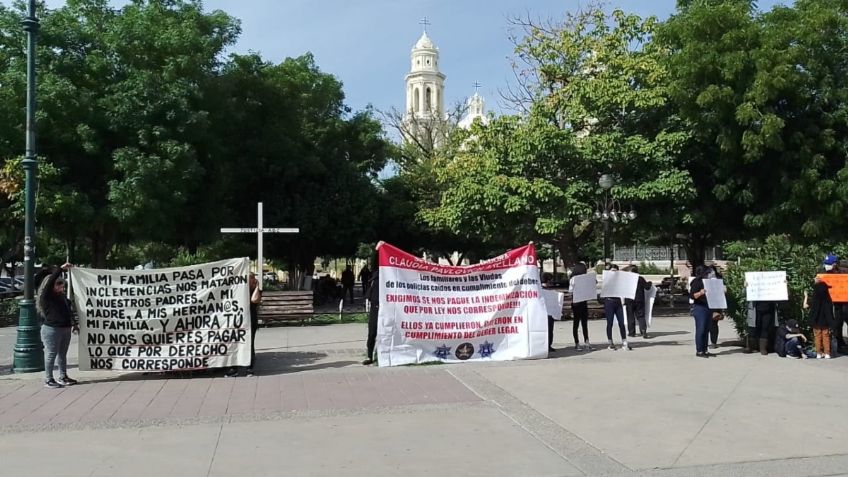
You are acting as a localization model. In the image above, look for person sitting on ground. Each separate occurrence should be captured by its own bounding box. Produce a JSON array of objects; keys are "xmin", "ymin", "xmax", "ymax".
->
[
  {"xmin": 775, "ymin": 319, "xmax": 810, "ymax": 359},
  {"xmin": 37, "ymin": 263, "xmax": 78, "ymax": 388}
]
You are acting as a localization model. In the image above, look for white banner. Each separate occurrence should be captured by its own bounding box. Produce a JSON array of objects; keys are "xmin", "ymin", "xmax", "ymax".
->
[
  {"xmin": 70, "ymin": 258, "xmax": 251, "ymax": 372},
  {"xmin": 376, "ymin": 243, "xmax": 548, "ymax": 366},
  {"xmin": 704, "ymin": 278, "xmax": 727, "ymax": 309},
  {"xmin": 745, "ymin": 271, "xmax": 788, "ymax": 301},
  {"xmin": 600, "ymin": 270, "xmax": 639, "ymax": 299},
  {"xmin": 570, "ymin": 273, "xmax": 597, "ymax": 303},
  {"xmin": 543, "ymin": 289, "xmax": 564, "ymax": 320},
  {"xmin": 645, "ymin": 285, "xmax": 657, "ymax": 328}
]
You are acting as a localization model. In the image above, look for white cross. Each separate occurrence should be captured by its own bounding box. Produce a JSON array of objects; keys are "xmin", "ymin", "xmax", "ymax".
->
[{"xmin": 220, "ymin": 202, "xmax": 299, "ymax": 290}]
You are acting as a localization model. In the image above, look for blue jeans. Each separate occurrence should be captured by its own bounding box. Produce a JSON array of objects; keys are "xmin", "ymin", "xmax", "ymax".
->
[
  {"xmin": 785, "ymin": 337, "xmax": 804, "ymax": 357},
  {"xmin": 692, "ymin": 304, "xmax": 711, "ymax": 354},
  {"xmin": 604, "ymin": 299, "xmax": 626, "ymax": 341},
  {"xmin": 41, "ymin": 325, "xmax": 72, "ymax": 381}
]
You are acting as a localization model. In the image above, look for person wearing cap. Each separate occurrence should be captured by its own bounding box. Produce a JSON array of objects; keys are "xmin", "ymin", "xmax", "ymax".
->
[
  {"xmin": 822, "ymin": 254, "xmax": 848, "ymax": 353},
  {"xmin": 774, "ymin": 319, "xmax": 810, "ymax": 359},
  {"xmin": 805, "ymin": 273, "xmax": 834, "ymax": 359}
]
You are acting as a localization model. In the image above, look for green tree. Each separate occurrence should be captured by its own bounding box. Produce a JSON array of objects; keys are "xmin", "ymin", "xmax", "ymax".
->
[
  {"xmin": 423, "ymin": 6, "xmax": 693, "ymax": 266},
  {"xmin": 0, "ymin": 0, "xmax": 241, "ymax": 266}
]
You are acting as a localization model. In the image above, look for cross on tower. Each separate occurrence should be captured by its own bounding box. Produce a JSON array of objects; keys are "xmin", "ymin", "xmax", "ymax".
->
[
  {"xmin": 419, "ymin": 17, "xmax": 431, "ymax": 33},
  {"xmin": 473, "ymin": 81, "xmax": 482, "ymax": 94},
  {"xmin": 220, "ymin": 202, "xmax": 299, "ymax": 290}
]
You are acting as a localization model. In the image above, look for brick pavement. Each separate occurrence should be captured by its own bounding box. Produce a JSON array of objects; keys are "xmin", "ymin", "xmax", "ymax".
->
[{"xmin": 0, "ymin": 367, "xmax": 481, "ymax": 432}]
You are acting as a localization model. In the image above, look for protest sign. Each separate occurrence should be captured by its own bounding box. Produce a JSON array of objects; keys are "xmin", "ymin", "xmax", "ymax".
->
[
  {"xmin": 704, "ymin": 278, "xmax": 728, "ymax": 309},
  {"xmin": 70, "ymin": 258, "xmax": 251, "ymax": 372},
  {"xmin": 645, "ymin": 285, "xmax": 657, "ymax": 327},
  {"xmin": 745, "ymin": 271, "xmax": 788, "ymax": 301},
  {"xmin": 817, "ymin": 274, "xmax": 848, "ymax": 303},
  {"xmin": 571, "ymin": 273, "xmax": 597, "ymax": 304},
  {"xmin": 376, "ymin": 243, "xmax": 548, "ymax": 366},
  {"xmin": 600, "ymin": 270, "xmax": 638, "ymax": 299},
  {"xmin": 543, "ymin": 289, "xmax": 564, "ymax": 320}
]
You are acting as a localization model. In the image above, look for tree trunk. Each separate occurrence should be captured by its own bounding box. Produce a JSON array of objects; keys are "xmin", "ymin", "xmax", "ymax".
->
[{"xmin": 683, "ymin": 234, "xmax": 709, "ymax": 268}]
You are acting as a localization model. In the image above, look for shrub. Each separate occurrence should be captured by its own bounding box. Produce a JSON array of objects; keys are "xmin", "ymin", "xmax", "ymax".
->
[{"xmin": 723, "ymin": 236, "xmax": 824, "ymax": 338}]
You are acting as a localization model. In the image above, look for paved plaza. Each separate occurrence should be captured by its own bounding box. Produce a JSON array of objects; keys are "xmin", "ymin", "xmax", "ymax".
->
[{"xmin": 2, "ymin": 315, "xmax": 848, "ymax": 476}]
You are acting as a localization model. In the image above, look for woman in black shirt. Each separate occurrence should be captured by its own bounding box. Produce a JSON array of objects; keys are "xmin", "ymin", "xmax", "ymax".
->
[{"xmin": 36, "ymin": 264, "xmax": 78, "ymax": 388}]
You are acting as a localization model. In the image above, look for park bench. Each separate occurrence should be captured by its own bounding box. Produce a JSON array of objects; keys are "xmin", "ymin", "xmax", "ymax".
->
[{"xmin": 257, "ymin": 290, "xmax": 314, "ymax": 325}]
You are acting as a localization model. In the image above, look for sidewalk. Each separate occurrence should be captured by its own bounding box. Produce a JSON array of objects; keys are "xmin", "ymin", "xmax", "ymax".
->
[{"xmin": 2, "ymin": 317, "xmax": 848, "ymax": 476}]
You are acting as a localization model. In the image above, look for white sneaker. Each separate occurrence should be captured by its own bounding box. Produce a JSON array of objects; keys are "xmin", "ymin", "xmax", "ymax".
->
[
  {"xmin": 623, "ymin": 341, "xmax": 632, "ymax": 350},
  {"xmin": 825, "ymin": 354, "xmax": 832, "ymax": 359},
  {"xmin": 586, "ymin": 342, "xmax": 594, "ymax": 351},
  {"xmin": 817, "ymin": 353, "xmax": 823, "ymax": 359}
]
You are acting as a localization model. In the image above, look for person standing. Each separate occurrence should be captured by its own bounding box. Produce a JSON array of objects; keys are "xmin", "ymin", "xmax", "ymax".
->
[
  {"xmin": 358, "ymin": 265, "xmax": 372, "ymax": 299},
  {"xmin": 689, "ymin": 266, "xmax": 713, "ymax": 358},
  {"xmin": 708, "ymin": 265, "xmax": 724, "ymax": 349},
  {"xmin": 37, "ymin": 263, "xmax": 78, "ymax": 388},
  {"xmin": 542, "ymin": 273, "xmax": 557, "ymax": 352},
  {"xmin": 341, "ymin": 265, "xmax": 355, "ymax": 304},
  {"xmin": 805, "ymin": 275, "xmax": 834, "ymax": 359},
  {"xmin": 569, "ymin": 263, "xmax": 593, "ymax": 351},
  {"xmin": 226, "ymin": 272, "xmax": 262, "ymax": 377},
  {"xmin": 753, "ymin": 300, "xmax": 778, "ymax": 355},
  {"xmin": 603, "ymin": 264, "xmax": 630, "ymax": 350},
  {"xmin": 625, "ymin": 265, "xmax": 652, "ymax": 340},
  {"xmin": 362, "ymin": 267, "xmax": 380, "ymax": 365},
  {"xmin": 822, "ymin": 254, "xmax": 847, "ymax": 354}
]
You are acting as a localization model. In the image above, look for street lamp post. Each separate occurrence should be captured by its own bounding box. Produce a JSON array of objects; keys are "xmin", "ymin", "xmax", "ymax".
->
[
  {"xmin": 593, "ymin": 174, "xmax": 636, "ymax": 266},
  {"xmin": 13, "ymin": 0, "xmax": 43, "ymax": 373}
]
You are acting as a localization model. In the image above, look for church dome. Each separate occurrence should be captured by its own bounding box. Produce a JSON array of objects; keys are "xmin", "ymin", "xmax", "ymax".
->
[{"xmin": 413, "ymin": 31, "xmax": 436, "ymax": 50}]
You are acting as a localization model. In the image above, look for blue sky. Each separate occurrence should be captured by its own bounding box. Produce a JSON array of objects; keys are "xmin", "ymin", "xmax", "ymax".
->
[{"xmin": 17, "ymin": 1, "xmax": 790, "ymax": 115}]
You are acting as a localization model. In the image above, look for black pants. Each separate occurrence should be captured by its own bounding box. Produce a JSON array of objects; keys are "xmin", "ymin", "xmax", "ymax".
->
[
  {"xmin": 833, "ymin": 304, "xmax": 847, "ymax": 347},
  {"xmin": 249, "ymin": 322, "xmax": 258, "ymax": 370},
  {"xmin": 548, "ymin": 316, "xmax": 555, "ymax": 348},
  {"xmin": 755, "ymin": 309, "xmax": 774, "ymax": 340},
  {"xmin": 709, "ymin": 319, "xmax": 719, "ymax": 345},
  {"xmin": 366, "ymin": 305, "xmax": 379, "ymax": 360},
  {"xmin": 572, "ymin": 302, "xmax": 589, "ymax": 344},
  {"xmin": 343, "ymin": 285, "xmax": 354, "ymax": 303},
  {"xmin": 627, "ymin": 301, "xmax": 647, "ymax": 336}
]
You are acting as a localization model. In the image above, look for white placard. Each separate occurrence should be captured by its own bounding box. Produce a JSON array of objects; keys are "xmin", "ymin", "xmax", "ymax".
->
[
  {"xmin": 571, "ymin": 273, "xmax": 598, "ymax": 303},
  {"xmin": 704, "ymin": 278, "xmax": 727, "ymax": 309},
  {"xmin": 543, "ymin": 289, "xmax": 564, "ymax": 320},
  {"xmin": 70, "ymin": 258, "xmax": 251, "ymax": 372},
  {"xmin": 645, "ymin": 285, "xmax": 657, "ymax": 328},
  {"xmin": 601, "ymin": 270, "xmax": 639, "ymax": 299},
  {"xmin": 745, "ymin": 271, "xmax": 789, "ymax": 301}
]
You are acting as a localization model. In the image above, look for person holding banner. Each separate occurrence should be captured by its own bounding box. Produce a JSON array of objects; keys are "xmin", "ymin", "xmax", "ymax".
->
[
  {"xmin": 569, "ymin": 263, "xmax": 593, "ymax": 351},
  {"xmin": 226, "ymin": 272, "xmax": 262, "ymax": 377},
  {"xmin": 362, "ymin": 266, "xmax": 380, "ymax": 365},
  {"xmin": 37, "ymin": 263, "xmax": 78, "ymax": 388},
  {"xmin": 708, "ymin": 265, "xmax": 724, "ymax": 349},
  {"xmin": 822, "ymin": 254, "xmax": 848, "ymax": 354},
  {"xmin": 805, "ymin": 275, "xmax": 834, "ymax": 359},
  {"xmin": 624, "ymin": 265, "xmax": 652, "ymax": 340},
  {"xmin": 753, "ymin": 300, "xmax": 778, "ymax": 356},
  {"xmin": 688, "ymin": 266, "xmax": 713, "ymax": 358},
  {"xmin": 603, "ymin": 264, "xmax": 630, "ymax": 351}
]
